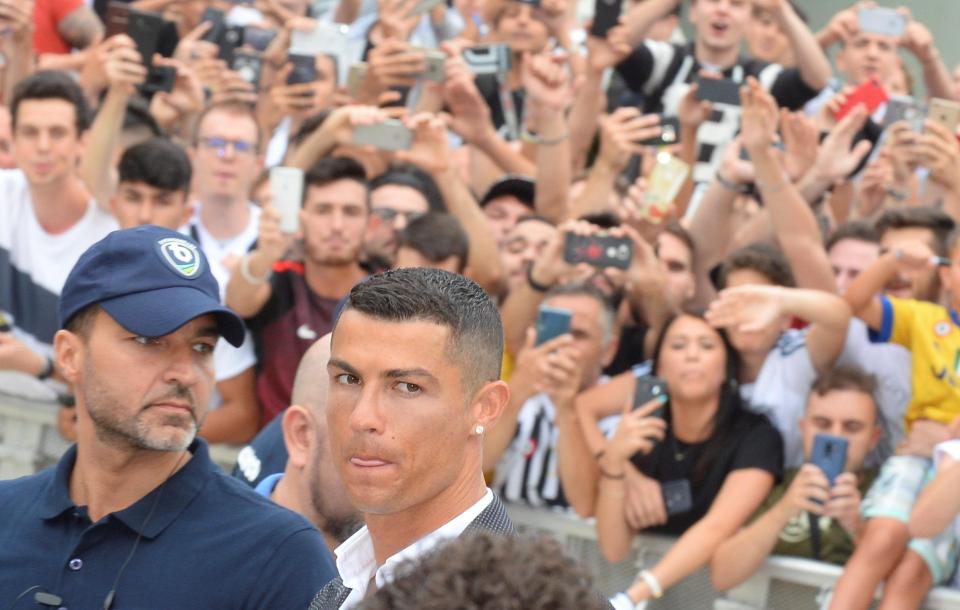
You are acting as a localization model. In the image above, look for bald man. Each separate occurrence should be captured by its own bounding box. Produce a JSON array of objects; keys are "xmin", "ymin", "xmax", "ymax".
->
[{"xmin": 253, "ymin": 334, "xmax": 363, "ymax": 553}]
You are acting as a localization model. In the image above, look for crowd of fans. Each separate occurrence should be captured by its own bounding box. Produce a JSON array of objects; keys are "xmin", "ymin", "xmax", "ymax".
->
[{"xmin": 3, "ymin": 0, "xmax": 960, "ymax": 607}]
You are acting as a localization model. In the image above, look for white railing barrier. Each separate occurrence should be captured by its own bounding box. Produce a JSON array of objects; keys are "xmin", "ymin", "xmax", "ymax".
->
[{"xmin": 504, "ymin": 503, "xmax": 960, "ymax": 610}]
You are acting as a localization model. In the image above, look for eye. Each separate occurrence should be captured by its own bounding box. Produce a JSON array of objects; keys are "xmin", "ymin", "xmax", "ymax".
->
[
  {"xmin": 335, "ymin": 373, "xmax": 360, "ymax": 385},
  {"xmin": 396, "ymin": 382, "xmax": 422, "ymax": 395},
  {"xmin": 133, "ymin": 335, "xmax": 161, "ymax": 346},
  {"xmin": 193, "ymin": 342, "xmax": 216, "ymax": 355}
]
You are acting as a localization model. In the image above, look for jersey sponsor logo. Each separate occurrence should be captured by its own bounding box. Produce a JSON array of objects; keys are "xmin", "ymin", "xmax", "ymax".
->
[
  {"xmin": 157, "ymin": 237, "xmax": 202, "ymax": 278},
  {"xmin": 297, "ymin": 323, "xmax": 317, "ymax": 340},
  {"xmin": 934, "ymin": 321, "xmax": 952, "ymax": 337},
  {"xmin": 236, "ymin": 445, "xmax": 262, "ymax": 483}
]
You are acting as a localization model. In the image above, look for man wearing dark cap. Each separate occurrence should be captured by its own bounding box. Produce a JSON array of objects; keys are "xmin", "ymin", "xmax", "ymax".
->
[
  {"xmin": 0, "ymin": 226, "xmax": 336, "ymax": 609},
  {"xmin": 480, "ymin": 175, "xmax": 536, "ymax": 246}
]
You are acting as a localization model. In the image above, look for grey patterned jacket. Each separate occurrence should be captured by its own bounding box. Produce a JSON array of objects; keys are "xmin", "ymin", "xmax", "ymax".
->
[{"xmin": 307, "ymin": 493, "xmax": 516, "ymax": 610}]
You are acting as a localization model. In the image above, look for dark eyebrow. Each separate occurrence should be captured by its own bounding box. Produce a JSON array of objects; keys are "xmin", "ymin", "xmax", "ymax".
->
[
  {"xmin": 383, "ymin": 368, "xmax": 436, "ymax": 382},
  {"xmin": 196, "ymin": 326, "xmax": 220, "ymax": 339},
  {"xmin": 328, "ymin": 358, "xmax": 360, "ymax": 377}
]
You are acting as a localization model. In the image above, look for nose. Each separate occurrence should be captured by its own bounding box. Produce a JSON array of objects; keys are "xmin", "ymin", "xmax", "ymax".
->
[
  {"xmin": 330, "ymin": 209, "xmax": 345, "ymax": 231},
  {"xmin": 138, "ymin": 200, "xmax": 155, "ymax": 224},
  {"xmin": 161, "ymin": 346, "xmax": 203, "ymax": 390},
  {"xmin": 348, "ymin": 386, "xmax": 385, "ymax": 435},
  {"xmin": 36, "ymin": 131, "xmax": 51, "ymax": 151},
  {"xmin": 393, "ymin": 214, "xmax": 408, "ymax": 231}
]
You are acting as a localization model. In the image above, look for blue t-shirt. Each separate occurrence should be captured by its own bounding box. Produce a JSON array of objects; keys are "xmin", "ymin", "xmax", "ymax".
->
[
  {"xmin": 233, "ymin": 414, "xmax": 288, "ymax": 487},
  {"xmin": 0, "ymin": 439, "xmax": 336, "ymax": 609}
]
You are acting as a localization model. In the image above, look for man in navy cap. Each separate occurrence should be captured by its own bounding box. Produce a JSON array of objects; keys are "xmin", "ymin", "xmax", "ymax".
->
[{"xmin": 0, "ymin": 226, "xmax": 336, "ymax": 609}]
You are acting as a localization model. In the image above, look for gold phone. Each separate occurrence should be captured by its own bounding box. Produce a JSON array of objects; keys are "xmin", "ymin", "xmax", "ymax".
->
[{"xmin": 928, "ymin": 97, "xmax": 960, "ymax": 133}]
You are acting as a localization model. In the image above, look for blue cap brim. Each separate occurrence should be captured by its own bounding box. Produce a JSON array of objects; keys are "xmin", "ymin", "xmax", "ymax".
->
[{"xmin": 99, "ymin": 286, "xmax": 246, "ymax": 347}]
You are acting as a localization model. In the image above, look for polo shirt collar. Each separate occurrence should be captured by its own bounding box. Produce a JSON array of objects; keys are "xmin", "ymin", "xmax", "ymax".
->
[{"xmin": 37, "ymin": 439, "xmax": 215, "ymax": 540}]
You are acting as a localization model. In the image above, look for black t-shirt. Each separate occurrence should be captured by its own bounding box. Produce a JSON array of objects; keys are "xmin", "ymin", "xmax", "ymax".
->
[
  {"xmin": 604, "ymin": 324, "xmax": 649, "ymax": 376},
  {"xmin": 631, "ymin": 408, "xmax": 784, "ymax": 536},
  {"xmin": 476, "ymin": 74, "xmax": 525, "ymax": 138}
]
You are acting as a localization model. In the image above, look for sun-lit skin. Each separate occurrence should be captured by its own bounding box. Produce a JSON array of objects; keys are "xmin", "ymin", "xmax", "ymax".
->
[
  {"xmin": 829, "ymin": 238, "xmax": 881, "ymax": 296},
  {"xmin": 800, "ymin": 389, "xmax": 880, "ymax": 473},
  {"xmin": 299, "ymin": 179, "xmax": 369, "ymax": 267},
  {"xmin": 483, "ymin": 196, "xmax": 533, "ymax": 246},
  {"xmin": 365, "ymin": 184, "xmax": 431, "ymax": 263},
  {"xmin": 11, "ymin": 99, "xmax": 85, "ymax": 188}
]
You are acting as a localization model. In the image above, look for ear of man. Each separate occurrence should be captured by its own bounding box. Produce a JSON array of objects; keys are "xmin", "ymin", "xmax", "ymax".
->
[
  {"xmin": 282, "ymin": 405, "xmax": 316, "ymax": 470},
  {"xmin": 470, "ymin": 379, "xmax": 510, "ymax": 433}
]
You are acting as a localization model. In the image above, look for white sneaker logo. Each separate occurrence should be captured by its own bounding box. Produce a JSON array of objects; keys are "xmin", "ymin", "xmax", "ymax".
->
[{"xmin": 297, "ymin": 324, "xmax": 317, "ymax": 340}]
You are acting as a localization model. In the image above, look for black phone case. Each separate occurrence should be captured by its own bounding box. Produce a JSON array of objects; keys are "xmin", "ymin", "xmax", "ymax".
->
[
  {"xmin": 662, "ymin": 479, "xmax": 693, "ymax": 516},
  {"xmin": 287, "ymin": 54, "xmax": 317, "ymax": 85},
  {"xmin": 811, "ymin": 434, "xmax": 848, "ymax": 486},
  {"xmin": 640, "ymin": 116, "xmax": 679, "ymax": 146},
  {"xmin": 127, "ymin": 9, "xmax": 164, "ymax": 67},
  {"xmin": 696, "ymin": 77, "xmax": 742, "ymax": 106},
  {"xmin": 200, "ymin": 8, "xmax": 225, "ymax": 43},
  {"xmin": 243, "ymin": 26, "xmax": 277, "ymax": 52},
  {"xmin": 563, "ymin": 234, "xmax": 633, "ymax": 270},
  {"xmin": 141, "ymin": 66, "xmax": 175, "ymax": 94},
  {"xmin": 633, "ymin": 375, "xmax": 669, "ymax": 411},
  {"xmin": 232, "ymin": 53, "xmax": 263, "ymax": 90},
  {"xmin": 589, "ymin": 0, "xmax": 622, "ymax": 38}
]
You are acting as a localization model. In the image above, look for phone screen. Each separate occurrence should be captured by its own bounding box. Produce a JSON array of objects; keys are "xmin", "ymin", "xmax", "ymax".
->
[{"xmin": 563, "ymin": 234, "xmax": 633, "ymax": 270}]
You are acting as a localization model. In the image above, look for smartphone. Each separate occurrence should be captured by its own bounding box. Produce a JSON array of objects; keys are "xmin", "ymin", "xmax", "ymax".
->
[
  {"xmin": 858, "ymin": 7, "xmax": 907, "ymax": 39},
  {"xmin": 231, "ymin": 52, "xmax": 263, "ymax": 90},
  {"xmin": 563, "ymin": 233, "xmax": 633, "ymax": 270},
  {"xmin": 289, "ymin": 22, "xmax": 349, "ymax": 55},
  {"xmin": 463, "ymin": 44, "xmax": 512, "ymax": 76},
  {"xmin": 269, "ymin": 167, "xmax": 304, "ymax": 234},
  {"xmin": 882, "ymin": 94, "xmax": 922, "ymax": 129},
  {"xmin": 287, "ymin": 54, "xmax": 317, "ymax": 85},
  {"xmin": 200, "ymin": 8, "xmax": 226, "ymax": 44},
  {"xmin": 640, "ymin": 116, "xmax": 679, "ymax": 146},
  {"xmin": 644, "ymin": 153, "xmax": 689, "ymax": 222},
  {"xmin": 352, "ymin": 120, "xmax": 414, "ymax": 151},
  {"xmin": 218, "ymin": 25, "xmax": 244, "ymax": 62},
  {"xmin": 810, "ymin": 434, "xmax": 848, "ymax": 487},
  {"xmin": 243, "ymin": 26, "xmax": 277, "ymax": 52},
  {"xmin": 419, "ymin": 49, "xmax": 445, "ymax": 82},
  {"xmin": 141, "ymin": 66, "xmax": 176, "ymax": 94},
  {"xmin": 126, "ymin": 8, "xmax": 165, "ymax": 67},
  {"xmin": 633, "ymin": 375, "xmax": 668, "ymax": 417},
  {"xmin": 927, "ymin": 97, "xmax": 960, "ymax": 133},
  {"xmin": 590, "ymin": 0, "xmax": 623, "ymax": 38},
  {"xmin": 661, "ymin": 479, "xmax": 693, "ymax": 516},
  {"xmin": 535, "ymin": 305, "xmax": 572, "ymax": 346},
  {"xmin": 346, "ymin": 62, "xmax": 368, "ymax": 97},
  {"xmin": 0, "ymin": 312, "xmax": 11, "ymax": 332},
  {"xmin": 695, "ymin": 77, "xmax": 741, "ymax": 106},
  {"xmin": 834, "ymin": 79, "xmax": 889, "ymax": 121},
  {"xmin": 105, "ymin": 1, "xmax": 130, "ymax": 39}
]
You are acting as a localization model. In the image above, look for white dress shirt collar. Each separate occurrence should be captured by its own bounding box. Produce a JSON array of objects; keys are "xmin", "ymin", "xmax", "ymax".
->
[{"xmin": 335, "ymin": 488, "xmax": 494, "ymax": 609}]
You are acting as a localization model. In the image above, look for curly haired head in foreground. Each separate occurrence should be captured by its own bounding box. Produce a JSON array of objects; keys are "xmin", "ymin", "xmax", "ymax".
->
[{"xmin": 359, "ymin": 532, "xmax": 606, "ymax": 610}]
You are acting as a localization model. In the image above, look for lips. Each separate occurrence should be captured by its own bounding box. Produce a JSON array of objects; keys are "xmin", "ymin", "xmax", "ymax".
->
[
  {"xmin": 349, "ymin": 456, "xmax": 392, "ymax": 468},
  {"xmin": 151, "ymin": 401, "xmax": 193, "ymax": 413}
]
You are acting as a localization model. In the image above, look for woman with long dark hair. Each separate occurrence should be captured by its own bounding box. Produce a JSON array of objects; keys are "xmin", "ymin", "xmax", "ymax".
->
[{"xmin": 596, "ymin": 312, "xmax": 783, "ymax": 605}]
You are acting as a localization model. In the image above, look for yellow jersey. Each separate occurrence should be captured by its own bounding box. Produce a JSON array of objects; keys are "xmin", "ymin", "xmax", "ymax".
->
[{"xmin": 872, "ymin": 295, "xmax": 960, "ymax": 427}]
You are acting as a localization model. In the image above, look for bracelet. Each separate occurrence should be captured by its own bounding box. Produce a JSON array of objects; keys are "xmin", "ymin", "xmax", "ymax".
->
[
  {"xmin": 639, "ymin": 570, "xmax": 664, "ymax": 599},
  {"xmin": 715, "ymin": 171, "xmax": 750, "ymax": 194},
  {"xmin": 597, "ymin": 452, "xmax": 625, "ymax": 480},
  {"xmin": 520, "ymin": 127, "xmax": 570, "ymax": 146},
  {"xmin": 240, "ymin": 253, "xmax": 273, "ymax": 285},
  {"xmin": 36, "ymin": 356, "xmax": 54, "ymax": 381},
  {"xmin": 526, "ymin": 265, "xmax": 552, "ymax": 292}
]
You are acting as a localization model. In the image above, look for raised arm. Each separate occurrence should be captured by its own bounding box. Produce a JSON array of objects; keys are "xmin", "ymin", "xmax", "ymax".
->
[
  {"xmin": 740, "ymin": 79, "xmax": 837, "ymax": 293},
  {"xmin": 224, "ymin": 206, "xmax": 292, "ymax": 318},
  {"xmin": 523, "ymin": 51, "xmax": 574, "ymax": 224},
  {"xmin": 80, "ymin": 36, "xmax": 146, "ymax": 208},
  {"xmin": 844, "ymin": 243, "xmax": 936, "ymax": 330},
  {"xmin": 898, "ymin": 7, "xmax": 955, "ymax": 101},
  {"xmin": 707, "ymin": 285, "xmax": 851, "ymax": 374},
  {"xmin": 769, "ymin": 0, "xmax": 832, "ymax": 91},
  {"xmin": 396, "ymin": 113, "xmax": 503, "ymax": 293},
  {"xmin": 0, "ymin": 0, "xmax": 34, "ymax": 106},
  {"xmin": 622, "ymin": 0, "xmax": 682, "ymax": 48}
]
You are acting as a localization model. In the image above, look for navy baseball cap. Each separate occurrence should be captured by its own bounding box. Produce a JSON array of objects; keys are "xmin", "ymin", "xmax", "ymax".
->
[{"xmin": 59, "ymin": 226, "xmax": 246, "ymax": 347}]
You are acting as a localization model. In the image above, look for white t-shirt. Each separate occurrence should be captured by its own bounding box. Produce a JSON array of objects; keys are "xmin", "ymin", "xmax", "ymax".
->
[
  {"xmin": 741, "ymin": 329, "xmax": 819, "ymax": 469},
  {"xmin": 837, "ymin": 319, "xmax": 912, "ymax": 464},
  {"xmin": 185, "ymin": 203, "xmax": 260, "ymax": 405},
  {"xmin": 0, "ymin": 169, "xmax": 117, "ymax": 400}
]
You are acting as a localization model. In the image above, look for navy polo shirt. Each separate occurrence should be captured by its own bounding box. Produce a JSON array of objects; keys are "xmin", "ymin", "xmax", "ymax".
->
[{"xmin": 0, "ymin": 439, "xmax": 337, "ymax": 610}]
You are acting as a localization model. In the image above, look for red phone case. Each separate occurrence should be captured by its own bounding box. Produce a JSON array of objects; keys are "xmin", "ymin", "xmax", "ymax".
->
[{"xmin": 834, "ymin": 80, "xmax": 889, "ymax": 120}]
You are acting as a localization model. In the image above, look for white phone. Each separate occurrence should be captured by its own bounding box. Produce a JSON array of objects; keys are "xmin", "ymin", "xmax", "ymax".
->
[
  {"xmin": 269, "ymin": 166, "xmax": 304, "ymax": 234},
  {"xmin": 858, "ymin": 7, "xmax": 906, "ymax": 38}
]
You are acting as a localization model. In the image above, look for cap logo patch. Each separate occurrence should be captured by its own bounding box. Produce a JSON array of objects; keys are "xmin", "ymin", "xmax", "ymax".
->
[{"xmin": 157, "ymin": 237, "xmax": 202, "ymax": 278}]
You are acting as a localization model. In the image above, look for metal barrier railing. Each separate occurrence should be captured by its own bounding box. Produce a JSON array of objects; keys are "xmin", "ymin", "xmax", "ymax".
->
[{"xmin": 504, "ymin": 503, "xmax": 960, "ymax": 610}]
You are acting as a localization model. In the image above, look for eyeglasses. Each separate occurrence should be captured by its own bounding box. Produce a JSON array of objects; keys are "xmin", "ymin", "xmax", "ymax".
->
[
  {"xmin": 371, "ymin": 208, "xmax": 425, "ymax": 224},
  {"xmin": 199, "ymin": 137, "xmax": 256, "ymax": 156}
]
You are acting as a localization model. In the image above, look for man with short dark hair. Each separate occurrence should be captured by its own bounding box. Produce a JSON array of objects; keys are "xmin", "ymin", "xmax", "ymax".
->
[
  {"xmin": 712, "ymin": 366, "xmax": 882, "ymax": 590},
  {"xmin": 480, "ymin": 175, "xmax": 536, "ymax": 246},
  {"xmin": 110, "ymin": 138, "xmax": 193, "ymax": 231},
  {"xmin": 365, "ymin": 165, "xmax": 445, "ymax": 269},
  {"xmin": 395, "ymin": 213, "xmax": 469, "ymax": 275},
  {"xmin": 227, "ymin": 156, "xmax": 370, "ymax": 425},
  {"xmin": 0, "ymin": 225, "xmax": 335, "ymax": 608},
  {"xmin": 0, "ymin": 71, "xmax": 116, "ymax": 401},
  {"xmin": 309, "ymin": 267, "xmax": 512, "ymax": 610}
]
